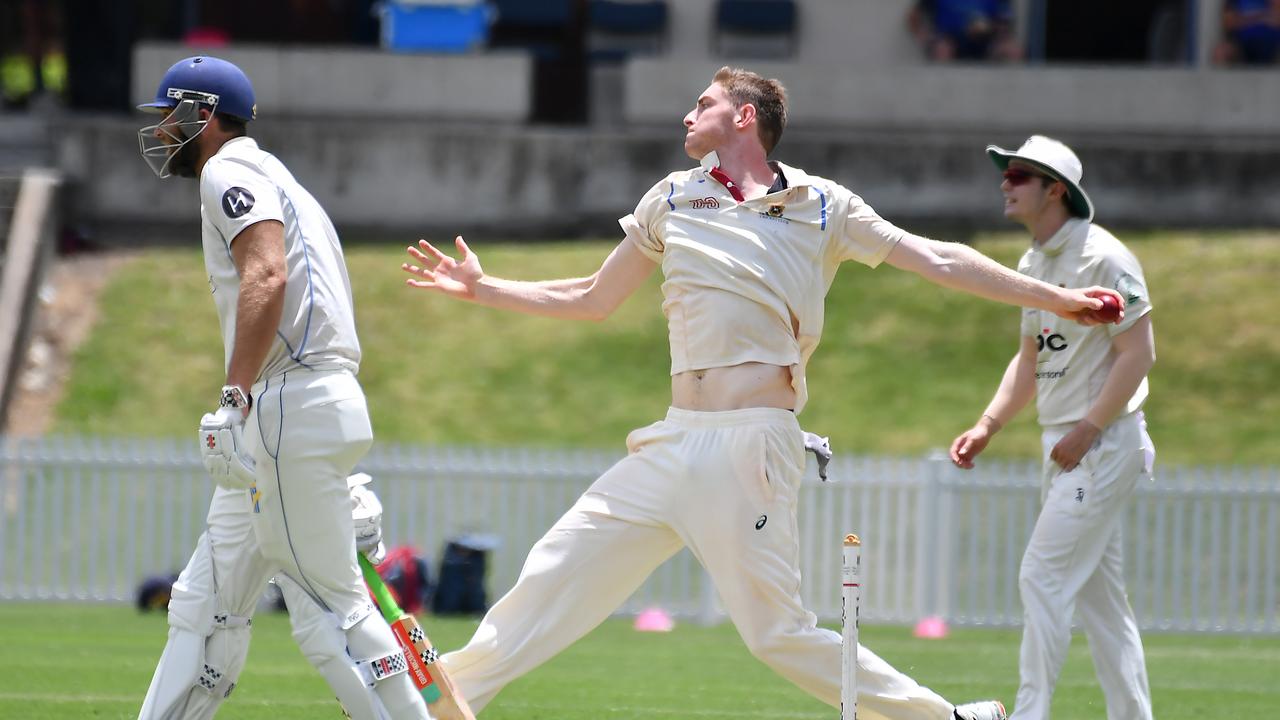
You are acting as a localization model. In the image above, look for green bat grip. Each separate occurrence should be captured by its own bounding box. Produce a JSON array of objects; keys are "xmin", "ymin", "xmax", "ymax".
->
[
  {"xmin": 359, "ymin": 553, "xmax": 445, "ymax": 703},
  {"xmin": 359, "ymin": 552, "xmax": 406, "ymax": 623}
]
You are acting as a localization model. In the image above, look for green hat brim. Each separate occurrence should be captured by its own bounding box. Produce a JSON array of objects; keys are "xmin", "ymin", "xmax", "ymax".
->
[{"xmin": 987, "ymin": 146, "xmax": 1094, "ymax": 221}]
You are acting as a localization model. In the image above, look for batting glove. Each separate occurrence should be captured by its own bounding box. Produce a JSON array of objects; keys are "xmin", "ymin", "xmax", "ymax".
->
[
  {"xmin": 349, "ymin": 474, "xmax": 387, "ymax": 564},
  {"xmin": 199, "ymin": 406, "xmax": 257, "ymax": 490}
]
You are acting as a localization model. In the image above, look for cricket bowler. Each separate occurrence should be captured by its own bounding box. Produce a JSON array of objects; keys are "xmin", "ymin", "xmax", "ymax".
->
[{"xmin": 401, "ymin": 67, "xmax": 1121, "ymax": 720}]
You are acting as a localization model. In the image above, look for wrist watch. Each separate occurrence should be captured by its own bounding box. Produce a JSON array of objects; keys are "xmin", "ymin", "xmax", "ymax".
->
[{"xmin": 220, "ymin": 385, "xmax": 253, "ymax": 411}]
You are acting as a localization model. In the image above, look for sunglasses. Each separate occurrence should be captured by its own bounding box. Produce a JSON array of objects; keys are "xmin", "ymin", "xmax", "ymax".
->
[{"xmin": 1001, "ymin": 167, "xmax": 1049, "ymax": 186}]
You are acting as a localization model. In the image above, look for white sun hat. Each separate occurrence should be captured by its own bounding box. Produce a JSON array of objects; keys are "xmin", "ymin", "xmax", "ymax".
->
[{"xmin": 986, "ymin": 135, "xmax": 1094, "ymax": 221}]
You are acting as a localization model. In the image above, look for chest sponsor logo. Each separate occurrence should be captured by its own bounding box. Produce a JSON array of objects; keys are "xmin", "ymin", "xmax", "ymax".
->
[
  {"xmin": 690, "ymin": 197, "xmax": 720, "ymax": 209},
  {"xmin": 221, "ymin": 187, "xmax": 256, "ymax": 219},
  {"xmin": 1037, "ymin": 328, "xmax": 1068, "ymax": 352},
  {"xmin": 757, "ymin": 203, "xmax": 790, "ymax": 223},
  {"xmin": 1036, "ymin": 366, "xmax": 1068, "ymax": 380}
]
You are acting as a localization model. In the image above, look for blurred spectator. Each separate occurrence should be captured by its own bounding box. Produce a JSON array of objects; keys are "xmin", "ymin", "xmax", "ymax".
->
[
  {"xmin": 1214, "ymin": 0, "xmax": 1280, "ymax": 64},
  {"xmin": 0, "ymin": 0, "xmax": 65, "ymax": 109},
  {"xmin": 908, "ymin": 0, "xmax": 1023, "ymax": 62}
]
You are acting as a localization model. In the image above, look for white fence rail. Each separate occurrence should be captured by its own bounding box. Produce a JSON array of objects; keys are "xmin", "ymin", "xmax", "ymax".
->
[{"xmin": 2, "ymin": 436, "xmax": 1278, "ymax": 634}]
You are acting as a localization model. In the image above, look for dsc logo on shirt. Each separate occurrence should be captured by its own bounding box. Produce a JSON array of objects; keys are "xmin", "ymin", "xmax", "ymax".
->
[{"xmin": 1037, "ymin": 329, "xmax": 1068, "ymax": 352}]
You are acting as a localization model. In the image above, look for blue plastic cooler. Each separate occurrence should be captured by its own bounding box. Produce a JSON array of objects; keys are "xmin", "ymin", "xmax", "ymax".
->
[{"xmin": 378, "ymin": 1, "xmax": 492, "ymax": 53}]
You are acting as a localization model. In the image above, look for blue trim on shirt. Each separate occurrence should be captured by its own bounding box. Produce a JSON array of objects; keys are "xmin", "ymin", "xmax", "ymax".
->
[
  {"xmin": 816, "ymin": 187, "xmax": 828, "ymax": 230},
  {"xmin": 274, "ymin": 331, "xmax": 316, "ymax": 370},
  {"xmin": 666, "ymin": 182, "xmax": 675, "ymax": 211},
  {"xmin": 279, "ymin": 194, "xmax": 317, "ymax": 363}
]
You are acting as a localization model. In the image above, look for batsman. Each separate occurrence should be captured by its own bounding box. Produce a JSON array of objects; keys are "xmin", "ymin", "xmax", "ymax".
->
[
  {"xmin": 134, "ymin": 56, "xmax": 429, "ymax": 719},
  {"xmin": 401, "ymin": 67, "xmax": 1123, "ymax": 720}
]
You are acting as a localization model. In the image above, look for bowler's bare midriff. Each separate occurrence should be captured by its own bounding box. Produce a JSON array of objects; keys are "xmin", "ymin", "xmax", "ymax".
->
[{"xmin": 671, "ymin": 361, "xmax": 795, "ymax": 412}]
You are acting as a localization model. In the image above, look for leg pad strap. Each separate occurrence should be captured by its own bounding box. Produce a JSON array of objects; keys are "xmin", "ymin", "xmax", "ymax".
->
[
  {"xmin": 356, "ymin": 650, "xmax": 409, "ymax": 686},
  {"xmin": 195, "ymin": 612, "xmax": 252, "ymax": 698}
]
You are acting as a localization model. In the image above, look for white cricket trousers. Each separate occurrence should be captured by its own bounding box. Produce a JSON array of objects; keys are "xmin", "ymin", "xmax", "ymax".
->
[
  {"xmin": 444, "ymin": 407, "xmax": 956, "ymax": 720},
  {"xmin": 1010, "ymin": 411, "xmax": 1154, "ymax": 720},
  {"xmin": 241, "ymin": 368, "xmax": 378, "ymax": 627},
  {"xmin": 151, "ymin": 369, "xmax": 426, "ymax": 717}
]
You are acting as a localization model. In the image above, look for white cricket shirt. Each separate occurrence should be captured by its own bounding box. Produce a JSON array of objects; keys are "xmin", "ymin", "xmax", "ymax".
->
[
  {"xmin": 619, "ymin": 157, "xmax": 906, "ymax": 414},
  {"xmin": 199, "ymin": 137, "xmax": 361, "ymax": 381},
  {"xmin": 1018, "ymin": 217, "xmax": 1153, "ymax": 426}
]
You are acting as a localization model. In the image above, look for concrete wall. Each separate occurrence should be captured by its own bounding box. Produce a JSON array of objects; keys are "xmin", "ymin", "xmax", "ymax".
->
[
  {"xmin": 58, "ymin": 9, "xmax": 1275, "ymax": 243},
  {"xmin": 133, "ymin": 43, "xmax": 532, "ymax": 120},
  {"xmin": 664, "ymin": 0, "xmax": 920, "ymax": 65},
  {"xmin": 625, "ymin": 60, "xmax": 1280, "ymax": 135},
  {"xmin": 58, "ymin": 115, "xmax": 1280, "ymax": 247}
]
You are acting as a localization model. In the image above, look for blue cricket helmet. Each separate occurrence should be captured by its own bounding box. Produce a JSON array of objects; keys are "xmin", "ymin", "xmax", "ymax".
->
[{"xmin": 138, "ymin": 56, "xmax": 257, "ymax": 121}]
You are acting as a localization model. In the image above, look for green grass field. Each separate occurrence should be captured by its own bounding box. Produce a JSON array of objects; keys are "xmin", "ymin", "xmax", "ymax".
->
[
  {"xmin": 54, "ymin": 231, "xmax": 1280, "ymax": 465},
  {"xmin": 2, "ymin": 602, "xmax": 1275, "ymax": 719}
]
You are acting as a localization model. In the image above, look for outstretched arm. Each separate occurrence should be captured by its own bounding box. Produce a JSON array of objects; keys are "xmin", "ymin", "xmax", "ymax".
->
[
  {"xmin": 402, "ymin": 236, "xmax": 658, "ymax": 321},
  {"xmin": 884, "ymin": 234, "xmax": 1118, "ymax": 323}
]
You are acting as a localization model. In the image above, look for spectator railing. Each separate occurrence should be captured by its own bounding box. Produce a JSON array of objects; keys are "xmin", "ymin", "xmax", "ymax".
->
[{"xmin": 2, "ymin": 435, "xmax": 1277, "ymax": 634}]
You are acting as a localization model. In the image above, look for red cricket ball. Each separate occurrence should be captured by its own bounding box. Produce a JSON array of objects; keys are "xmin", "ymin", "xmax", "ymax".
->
[{"xmin": 1096, "ymin": 294, "xmax": 1122, "ymax": 323}]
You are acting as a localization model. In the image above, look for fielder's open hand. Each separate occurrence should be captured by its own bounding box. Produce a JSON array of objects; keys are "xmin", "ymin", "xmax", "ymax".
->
[
  {"xmin": 949, "ymin": 415, "xmax": 1000, "ymax": 469},
  {"xmin": 1054, "ymin": 286, "xmax": 1125, "ymax": 326},
  {"xmin": 402, "ymin": 236, "xmax": 483, "ymax": 300}
]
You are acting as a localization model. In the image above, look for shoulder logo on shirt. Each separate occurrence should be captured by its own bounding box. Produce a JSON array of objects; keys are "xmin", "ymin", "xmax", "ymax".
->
[
  {"xmin": 690, "ymin": 197, "xmax": 720, "ymax": 210},
  {"xmin": 221, "ymin": 187, "xmax": 256, "ymax": 219},
  {"xmin": 766, "ymin": 204, "xmax": 784, "ymax": 217},
  {"xmin": 1115, "ymin": 273, "xmax": 1144, "ymax": 305}
]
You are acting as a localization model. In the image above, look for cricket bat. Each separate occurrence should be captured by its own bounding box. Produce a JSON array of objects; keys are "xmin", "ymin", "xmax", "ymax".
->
[{"xmin": 359, "ymin": 553, "xmax": 477, "ymax": 720}]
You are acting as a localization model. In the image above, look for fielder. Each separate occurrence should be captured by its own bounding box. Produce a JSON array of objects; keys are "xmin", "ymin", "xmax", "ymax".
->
[
  {"xmin": 134, "ymin": 56, "xmax": 428, "ymax": 719},
  {"xmin": 401, "ymin": 68, "xmax": 1119, "ymax": 720},
  {"xmin": 949, "ymin": 136, "xmax": 1155, "ymax": 720}
]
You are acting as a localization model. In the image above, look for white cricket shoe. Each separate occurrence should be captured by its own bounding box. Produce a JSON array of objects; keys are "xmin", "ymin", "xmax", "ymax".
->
[{"xmin": 954, "ymin": 700, "xmax": 1007, "ymax": 720}]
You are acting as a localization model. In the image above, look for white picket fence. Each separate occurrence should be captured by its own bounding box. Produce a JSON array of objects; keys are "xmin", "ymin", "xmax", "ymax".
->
[{"xmin": 1, "ymin": 435, "xmax": 1277, "ymax": 634}]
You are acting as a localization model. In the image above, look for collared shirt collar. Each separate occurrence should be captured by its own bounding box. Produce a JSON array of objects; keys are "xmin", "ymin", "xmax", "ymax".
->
[
  {"xmin": 769, "ymin": 161, "xmax": 825, "ymax": 192},
  {"xmin": 216, "ymin": 135, "xmax": 258, "ymax": 157},
  {"xmin": 1034, "ymin": 216, "xmax": 1087, "ymax": 257},
  {"xmin": 766, "ymin": 161, "xmax": 789, "ymax": 194},
  {"xmin": 700, "ymin": 151, "xmax": 745, "ymax": 202},
  {"xmin": 699, "ymin": 152, "xmax": 803, "ymax": 201}
]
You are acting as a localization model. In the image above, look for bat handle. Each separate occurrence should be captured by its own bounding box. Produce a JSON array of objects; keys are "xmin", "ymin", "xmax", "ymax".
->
[{"xmin": 359, "ymin": 552, "xmax": 404, "ymax": 622}]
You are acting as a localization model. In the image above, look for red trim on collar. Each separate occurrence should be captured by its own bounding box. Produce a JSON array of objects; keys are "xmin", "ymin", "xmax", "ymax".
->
[{"xmin": 707, "ymin": 166, "xmax": 746, "ymax": 203}]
